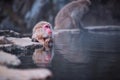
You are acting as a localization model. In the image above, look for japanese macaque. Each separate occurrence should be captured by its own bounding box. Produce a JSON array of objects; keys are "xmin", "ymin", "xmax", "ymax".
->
[
  {"xmin": 32, "ymin": 21, "xmax": 53, "ymax": 47},
  {"xmin": 54, "ymin": 0, "xmax": 91, "ymax": 30}
]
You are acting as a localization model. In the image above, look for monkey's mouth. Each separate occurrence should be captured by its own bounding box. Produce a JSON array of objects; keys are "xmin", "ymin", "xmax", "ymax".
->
[{"xmin": 43, "ymin": 37, "xmax": 48, "ymax": 41}]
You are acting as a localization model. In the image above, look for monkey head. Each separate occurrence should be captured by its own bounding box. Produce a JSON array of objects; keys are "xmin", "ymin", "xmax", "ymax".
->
[{"xmin": 32, "ymin": 21, "xmax": 53, "ymax": 46}]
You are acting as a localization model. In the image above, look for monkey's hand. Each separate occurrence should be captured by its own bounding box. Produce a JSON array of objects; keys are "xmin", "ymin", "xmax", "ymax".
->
[
  {"xmin": 44, "ymin": 38, "xmax": 53, "ymax": 47},
  {"xmin": 44, "ymin": 38, "xmax": 50, "ymax": 47}
]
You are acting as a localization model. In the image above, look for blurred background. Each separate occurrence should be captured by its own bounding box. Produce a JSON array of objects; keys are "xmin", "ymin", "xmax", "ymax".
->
[{"xmin": 0, "ymin": 0, "xmax": 120, "ymax": 33}]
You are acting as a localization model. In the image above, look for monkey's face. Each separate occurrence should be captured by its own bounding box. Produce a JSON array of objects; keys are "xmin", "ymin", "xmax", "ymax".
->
[{"xmin": 42, "ymin": 24, "xmax": 52, "ymax": 38}]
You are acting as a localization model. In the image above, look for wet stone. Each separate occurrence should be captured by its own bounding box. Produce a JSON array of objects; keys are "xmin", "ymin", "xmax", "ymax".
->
[{"xmin": 0, "ymin": 36, "xmax": 42, "ymax": 54}]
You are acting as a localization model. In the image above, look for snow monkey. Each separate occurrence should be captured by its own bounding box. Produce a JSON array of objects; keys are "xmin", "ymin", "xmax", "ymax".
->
[
  {"xmin": 32, "ymin": 21, "xmax": 53, "ymax": 47},
  {"xmin": 54, "ymin": 0, "xmax": 91, "ymax": 30}
]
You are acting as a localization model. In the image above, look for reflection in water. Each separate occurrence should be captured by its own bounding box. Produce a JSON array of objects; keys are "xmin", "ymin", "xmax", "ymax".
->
[
  {"xmin": 53, "ymin": 28, "xmax": 120, "ymax": 80},
  {"xmin": 32, "ymin": 47, "xmax": 54, "ymax": 67}
]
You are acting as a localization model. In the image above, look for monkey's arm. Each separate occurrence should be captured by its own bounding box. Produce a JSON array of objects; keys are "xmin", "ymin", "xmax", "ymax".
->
[{"xmin": 44, "ymin": 38, "xmax": 52, "ymax": 47}]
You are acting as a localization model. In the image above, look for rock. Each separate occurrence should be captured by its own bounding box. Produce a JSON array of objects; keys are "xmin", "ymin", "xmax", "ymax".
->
[
  {"xmin": 0, "ymin": 30, "xmax": 21, "ymax": 37},
  {"xmin": 7, "ymin": 37, "xmax": 40, "ymax": 47},
  {"xmin": 0, "ymin": 36, "xmax": 13, "ymax": 44},
  {"xmin": 0, "ymin": 51, "xmax": 21, "ymax": 66},
  {"xmin": 0, "ymin": 36, "xmax": 42, "ymax": 54},
  {"xmin": 0, "ymin": 66, "xmax": 52, "ymax": 80}
]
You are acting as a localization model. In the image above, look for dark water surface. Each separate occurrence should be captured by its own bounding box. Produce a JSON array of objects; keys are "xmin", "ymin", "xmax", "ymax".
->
[{"xmin": 16, "ymin": 47, "xmax": 120, "ymax": 80}]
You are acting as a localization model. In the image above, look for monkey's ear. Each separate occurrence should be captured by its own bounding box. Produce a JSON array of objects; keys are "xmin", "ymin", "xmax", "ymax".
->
[{"xmin": 32, "ymin": 38, "xmax": 39, "ymax": 42}]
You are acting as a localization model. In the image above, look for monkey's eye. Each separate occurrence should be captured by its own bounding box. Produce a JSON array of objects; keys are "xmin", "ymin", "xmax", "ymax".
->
[{"xmin": 45, "ymin": 25, "xmax": 50, "ymax": 28}]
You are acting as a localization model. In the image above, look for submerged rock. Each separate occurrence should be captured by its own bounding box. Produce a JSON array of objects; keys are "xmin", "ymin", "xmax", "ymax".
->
[
  {"xmin": 0, "ymin": 50, "xmax": 21, "ymax": 66},
  {"xmin": 0, "ymin": 65, "xmax": 52, "ymax": 80}
]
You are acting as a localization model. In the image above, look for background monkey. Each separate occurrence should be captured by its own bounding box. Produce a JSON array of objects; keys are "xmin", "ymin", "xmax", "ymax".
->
[
  {"xmin": 54, "ymin": 0, "xmax": 91, "ymax": 30},
  {"xmin": 32, "ymin": 21, "xmax": 53, "ymax": 47}
]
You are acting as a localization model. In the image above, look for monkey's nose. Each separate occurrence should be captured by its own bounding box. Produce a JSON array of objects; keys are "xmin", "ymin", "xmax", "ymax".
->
[
  {"xmin": 48, "ymin": 31, "xmax": 52, "ymax": 35},
  {"xmin": 47, "ymin": 29, "xmax": 52, "ymax": 34}
]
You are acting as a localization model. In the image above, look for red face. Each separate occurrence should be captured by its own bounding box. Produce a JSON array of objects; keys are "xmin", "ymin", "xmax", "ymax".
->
[{"xmin": 43, "ymin": 24, "xmax": 52, "ymax": 35}]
